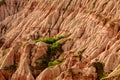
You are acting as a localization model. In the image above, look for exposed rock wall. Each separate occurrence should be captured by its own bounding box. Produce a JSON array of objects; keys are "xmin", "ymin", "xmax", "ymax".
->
[{"xmin": 0, "ymin": 0, "xmax": 120, "ymax": 80}]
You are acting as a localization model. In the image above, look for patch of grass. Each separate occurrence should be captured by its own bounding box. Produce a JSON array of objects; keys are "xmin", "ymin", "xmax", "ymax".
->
[
  {"xmin": 33, "ymin": 34, "xmax": 71, "ymax": 70},
  {"xmin": 35, "ymin": 34, "xmax": 71, "ymax": 44},
  {"xmin": 35, "ymin": 35, "xmax": 64, "ymax": 44},
  {"xmin": 33, "ymin": 40, "xmax": 63, "ymax": 70},
  {"xmin": 49, "ymin": 41, "xmax": 62, "ymax": 51},
  {"xmin": 48, "ymin": 60, "xmax": 62, "ymax": 67}
]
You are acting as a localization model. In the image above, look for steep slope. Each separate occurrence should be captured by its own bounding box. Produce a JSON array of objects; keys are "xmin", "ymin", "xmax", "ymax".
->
[
  {"xmin": 0, "ymin": 0, "xmax": 120, "ymax": 80},
  {"xmin": 0, "ymin": 0, "xmax": 30, "ymax": 21}
]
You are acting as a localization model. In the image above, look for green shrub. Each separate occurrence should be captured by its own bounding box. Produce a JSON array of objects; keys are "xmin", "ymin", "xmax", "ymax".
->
[
  {"xmin": 33, "ymin": 40, "xmax": 63, "ymax": 70},
  {"xmin": 35, "ymin": 34, "xmax": 71, "ymax": 44},
  {"xmin": 35, "ymin": 35, "xmax": 65, "ymax": 44},
  {"xmin": 49, "ymin": 41, "xmax": 62, "ymax": 51},
  {"xmin": 33, "ymin": 34, "xmax": 71, "ymax": 70}
]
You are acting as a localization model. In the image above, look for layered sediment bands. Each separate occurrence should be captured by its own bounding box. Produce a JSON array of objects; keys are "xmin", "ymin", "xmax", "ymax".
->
[{"xmin": 0, "ymin": 0, "xmax": 120, "ymax": 80}]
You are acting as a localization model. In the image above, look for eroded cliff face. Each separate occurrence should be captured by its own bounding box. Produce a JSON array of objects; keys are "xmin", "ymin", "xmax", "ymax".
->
[
  {"xmin": 0, "ymin": 0, "xmax": 30, "ymax": 21},
  {"xmin": 0, "ymin": 0, "xmax": 120, "ymax": 80}
]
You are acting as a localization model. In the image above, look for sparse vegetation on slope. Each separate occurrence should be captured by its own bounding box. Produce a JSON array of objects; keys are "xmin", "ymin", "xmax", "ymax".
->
[
  {"xmin": 32, "ymin": 35, "xmax": 69, "ymax": 70},
  {"xmin": 48, "ymin": 60, "xmax": 63, "ymax": 67}
]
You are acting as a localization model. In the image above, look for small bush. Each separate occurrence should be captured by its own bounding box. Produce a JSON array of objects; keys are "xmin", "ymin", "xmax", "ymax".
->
[
  {"xmin": 35, "ymin": 35, "xmax": 65, "ymax": 44},
  {"xmin": 49, "ymin": 41, "xmax": 62, "ymax": 51}
]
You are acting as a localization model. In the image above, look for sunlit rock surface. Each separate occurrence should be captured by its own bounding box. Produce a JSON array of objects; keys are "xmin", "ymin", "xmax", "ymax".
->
[{"xmin": 0, "ymin": 0, "xmax": 120, "ymax": 80}]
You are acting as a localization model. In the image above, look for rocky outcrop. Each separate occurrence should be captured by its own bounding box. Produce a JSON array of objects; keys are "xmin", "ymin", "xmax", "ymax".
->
[
  {"xmin": 0, "ymin": 0, "xmax": 120, "ymax": 80},
  {"xmin": 0, "ymin": 0, "xmax": 30, "ymax": 21}
]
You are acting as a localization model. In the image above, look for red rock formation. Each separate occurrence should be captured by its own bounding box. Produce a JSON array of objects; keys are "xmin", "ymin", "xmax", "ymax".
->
[{"xmin": 0, "ymin": 0, "xmax": 120, "ymax": 80}]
